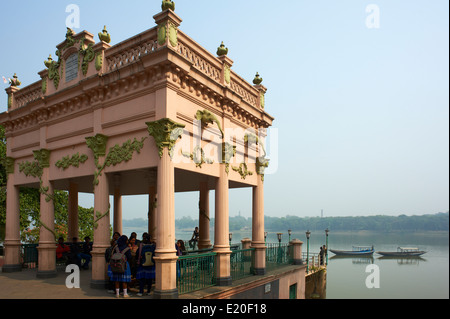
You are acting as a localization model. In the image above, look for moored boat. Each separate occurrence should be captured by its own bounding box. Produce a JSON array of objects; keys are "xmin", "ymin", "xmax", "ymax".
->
[
  {"xmin": 376, "ymin": 247, "xmax": 427, "ymax": 257},
  {"xmin": 329, "ymin": 246, "xmax": 374, "ymax": 256}
]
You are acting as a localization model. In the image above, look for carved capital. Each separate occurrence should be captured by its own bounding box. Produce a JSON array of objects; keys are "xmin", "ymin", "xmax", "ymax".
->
[
  {"xmin": 256, "ymin": 156, "xmax": 270, "ymax": 181},
  {"xmin": 33, "ymin": 149, "xmax": 51, "ymax": 168},
  {"xmin": 86, "ymin": 134, "xmax": 109, "ymax": 159},
  {"xmin": 146, "ymin": 118, "xmax": 185, "ymax": 159}
]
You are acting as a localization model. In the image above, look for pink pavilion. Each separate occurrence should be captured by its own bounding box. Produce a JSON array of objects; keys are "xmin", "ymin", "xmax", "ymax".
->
[{"xmin": 1, "ymin": 1, "xmax": 307, "ymax": 299}]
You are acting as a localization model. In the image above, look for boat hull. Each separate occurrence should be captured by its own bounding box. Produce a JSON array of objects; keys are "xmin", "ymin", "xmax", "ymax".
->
[
  {"xmin": 329, "ymin": 249, "xmax": 374, "ymax": 256},
  {"xmin": 376, "ymin": 251, "xmax": 426, "ymax": 257}
]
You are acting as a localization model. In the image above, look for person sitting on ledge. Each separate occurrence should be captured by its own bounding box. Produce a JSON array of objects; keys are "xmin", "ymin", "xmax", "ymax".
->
[
  {"xmin": 56, "ymin": 237, "xmax": 70, "ymax": 262},
  {"xmin": 188, "ymin": 227, "xmax": 199, "ymax": 249}
]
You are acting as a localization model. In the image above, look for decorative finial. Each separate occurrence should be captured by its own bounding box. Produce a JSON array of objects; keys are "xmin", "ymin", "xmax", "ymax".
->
[
  {"xmin": 9, "ymin": 73, "xmax": 21, "ymax": 87},
  {"xmin": 253, "ymin": 72, "xmax": 263, "ymax": 85},
  {"xmin": 217, "ymin": 41, "xmax": 228, "ymax": 57},
  {"xmin": 66, "ymin": 27, "xmax": 75, "ymax": 38},
  {"xmin": 44, "ymin": 55, "xmax": 53, "ymax": 68},
  {"xmin": 161, "ymin": 0, "xmax": 175, "ymax": 11},
  {"xmin": 98, "ymin": 25, "xmax": 111, "ymax": 43}
]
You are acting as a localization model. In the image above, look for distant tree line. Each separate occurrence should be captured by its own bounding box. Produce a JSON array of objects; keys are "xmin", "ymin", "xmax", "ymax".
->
[
  {"xmin": 122, "ymin": 212, "xmax": 449, "ymax": 233},
  {"xmin": 263, "ymin": 212, "xmax": 449, "ymax": 232}
]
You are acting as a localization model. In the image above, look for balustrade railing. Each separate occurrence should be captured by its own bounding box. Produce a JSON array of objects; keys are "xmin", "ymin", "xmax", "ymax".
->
[
  {"xmin": 265, "ymin": 243, "xmax": 292, "ymax": 271},
  {"xmin": 230, "ymin": 248, "xmax": 255, "ymax": 281},
  {"xmin": 12, "ymin": 81, "xmax": 43, "ymax": 110},
  {"xmin": 302, "ymin": 252, "xmax": 325, "ymax": 273},
  {"xmin": 177, "ymin": 252, "xmax": 217, "ymax": 295},
  {"xmin": 105, "ymin": 29, "xmax": 158, "ymax": 72}
]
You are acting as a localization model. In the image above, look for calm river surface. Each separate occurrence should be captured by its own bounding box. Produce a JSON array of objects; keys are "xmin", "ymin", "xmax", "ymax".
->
[{"xmin": 124, "ymin": 227, "xmax": 449, "ymax": 299}]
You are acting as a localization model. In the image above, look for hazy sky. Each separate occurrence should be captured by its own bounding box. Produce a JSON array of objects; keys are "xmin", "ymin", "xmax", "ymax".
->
[{"xmin": 0, "ymin": 1, "xmax": 448, "ymax": 220}]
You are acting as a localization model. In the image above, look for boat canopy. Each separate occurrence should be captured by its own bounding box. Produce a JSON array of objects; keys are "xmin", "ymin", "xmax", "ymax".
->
[
  {"xmin": 398, "ymin": 247, "xmax": 420, "ymax": 251},
  {"xmin": 353, "ymin": 246, "xmax": 374, "ymax": 251}
]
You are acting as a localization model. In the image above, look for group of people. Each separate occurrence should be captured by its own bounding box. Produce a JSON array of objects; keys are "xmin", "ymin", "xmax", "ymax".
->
[
  {"xmin": 56, "ymin": 236, "xmax": 92, "ymax": 269},
  {"xmin": 104, "ymin": 229, "xmax": 194, "ymax": 298},
  {"xmin": 105, "ymin": 231, "xmax": 157, "ymax": 298},
  {"xmin": 57, "ymin": 227, "xmax": 200, "ymax": 298}
]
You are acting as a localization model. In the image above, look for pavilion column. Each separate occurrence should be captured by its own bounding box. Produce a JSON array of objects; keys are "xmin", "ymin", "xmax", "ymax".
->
[
  {"xmin": 147, "ymin": 118, "xmax": 185, "ymax": 299},
  {"xmin": 67, "ymin": 182, "xmax": 79, "ymax": 241},
  {"xmin": 252, "ymin": 175, "xmax": 266, "ymax": 275},
  {"xmin": 213, "ymin": 163, "xmax": 232, "ymax": 286},
  {"xmin": 35, "ymin": 149, "xmax": 57, "ymax": 278},
  {"xmin": 148, "ymin": 186, "xmax": 157, "ymax": 240},
  {"xmin": 2, "ymin": 157, "xmax": 22, "ymax": 273},
  {"xmin": 113, "ymin": 175, "xmax": 122, "ymax": 235},
  {"xmin": 86, "ymin": 134, "xmax": 111, "ymax": 289},
  {"xmin": 198, "ymin": 181, "xmax": 211, "ymax": 250}
]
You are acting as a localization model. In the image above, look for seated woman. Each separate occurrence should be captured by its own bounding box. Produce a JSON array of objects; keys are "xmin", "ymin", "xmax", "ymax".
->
[{"xmin": 56, "ymin": 237, "xmax": 70, "ymax": 263}]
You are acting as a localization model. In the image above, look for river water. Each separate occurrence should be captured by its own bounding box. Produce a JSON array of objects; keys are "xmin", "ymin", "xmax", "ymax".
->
[
  {"xmin": 123, "ymin": 226, "xmax": 449, "ymax": 299},
  {"xmin": 323, "ymin": 231, "xmax": 449, "ymax": 299}
]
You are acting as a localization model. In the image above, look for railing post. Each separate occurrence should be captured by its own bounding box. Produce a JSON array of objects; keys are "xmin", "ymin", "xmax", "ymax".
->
[{"xmin": 290, "ymin": 239, "xmax": 304, "ymax": 265}]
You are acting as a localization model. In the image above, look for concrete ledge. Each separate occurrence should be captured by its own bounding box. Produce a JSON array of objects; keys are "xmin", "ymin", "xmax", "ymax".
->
[
  {"xmin": 36, "ymin": 269, "xmax": 58, "ymax": 279},
  {"xmin": 90, "ymin": 279, "xmax": 109, "ymax": 290},
  {"xmin": 180, "ymin": 264, "xmax": 306, "ymax": 299}
]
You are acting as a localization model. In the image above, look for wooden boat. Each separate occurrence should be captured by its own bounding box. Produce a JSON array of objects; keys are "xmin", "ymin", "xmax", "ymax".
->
[
  {"xmin": 376, "ymin": 247, "xmax": 427, "ymax": 257},
  {"xmin": 329, "ymin": 246, "xmax": 374, "ymax": 256}
]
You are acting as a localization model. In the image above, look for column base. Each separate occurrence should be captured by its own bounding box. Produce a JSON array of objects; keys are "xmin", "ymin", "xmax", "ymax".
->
[
  {"xmin": 215, "ymin": 276, "xmax": 232, "ymax": 286},
  {"xmin": 2, "ymin": 264, "xmax": 22, "ymax": 273},
  {"xmin": 37, "ymin": 269, "xmax": 57, "ymax": 279},
  {"xmin": 90, "ymin": 279, "xmax": 109, "ymax": 290},
  {"xmin": 253, "ymin": 268, "xmax": 266, "ymax": 276},
  {"xmin": 293, "ymin": 259, "xmax": 304, "ymax": 265},
  {"xmin": 198, "ymin": 240, "xmax": 212, "ymax": 250},
  {"xmin": 153, "ymin": 288, "xmax": 179, "ymax": 299}
]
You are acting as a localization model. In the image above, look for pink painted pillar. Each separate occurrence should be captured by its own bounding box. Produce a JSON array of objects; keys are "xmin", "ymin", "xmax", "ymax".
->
[
  {"xmin": 154, "ymin": 147, "xmax": 178, "ymax": 298},
  {"xmin": 148, "ymin": 186, "xmax": 157, "ymax": 240},
  {"xmin": 113, "ymin": 175, "xmax": 122, "ymax": 235},
  {"xmin": 2, "ymin": 158, "xmax": 22, "ymax": 273},
  {"xmin": 86, "ymin": 133, "xmax": 111, "ymax": 289},
  {"xmin": 146, "ymin": 118, "xmax": 185, "ymax": 298},
  {"xmin": 198, "ymin": 181, "xmax": 211, "ymax": 250},
  {"xmin": 67, "ymin": 182, "xmax": 79, "ymax": 241},
  {"xmin": 252, "ymin": 176, "xmax": 266, "ymax": 275},
  {"xmin": 213, "ymin": 164, "xmax": 232, "ymax": 286},
  {"xmin": 37, "ymin": 162, "xmax": 57, "ymax": 278},
  {"xmin": 90, "ymin": 155, "xmax": 111, "ymax": 289}
]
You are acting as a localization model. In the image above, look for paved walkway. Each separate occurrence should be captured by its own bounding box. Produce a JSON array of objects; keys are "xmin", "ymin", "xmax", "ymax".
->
[{"xmin": 0, "ymin": 265, "xmax": 150, "ymax": 299}]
